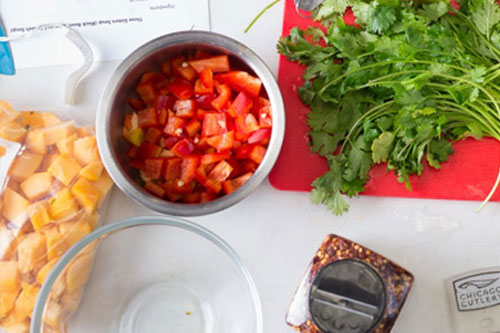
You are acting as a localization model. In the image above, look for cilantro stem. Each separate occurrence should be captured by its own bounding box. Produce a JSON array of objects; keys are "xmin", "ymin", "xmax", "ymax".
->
[{"xmin": 244, "ymin": 0, "xmax": 282, "ymax": 33}]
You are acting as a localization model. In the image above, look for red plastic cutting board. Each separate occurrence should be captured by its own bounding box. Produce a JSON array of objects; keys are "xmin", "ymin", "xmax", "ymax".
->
[{"xmin": 269, "ymin": 0, "xmax": 500, "ymax": 202}]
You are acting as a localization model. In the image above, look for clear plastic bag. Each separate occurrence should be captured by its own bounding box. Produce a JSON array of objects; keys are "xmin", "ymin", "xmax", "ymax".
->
[{"xmin": 0, "ymin": 101, "xmax": 113, "ymax": 332}]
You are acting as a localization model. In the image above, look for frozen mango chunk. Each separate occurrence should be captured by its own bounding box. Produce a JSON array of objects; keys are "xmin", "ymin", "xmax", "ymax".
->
[
  {"xmin": 59, "ymin": 221, "xmax": 91, "ymax": 249},
  {"xmin": 37, "ymin": 258, "xmax": 58, "ymax": 285},
  {"xmin": 86, "ymin": 213, "xmax": 100, "ymax": 230},
  {"xmin": 73, "ymin": 136, "xmax": 99, "ymax": 166},
  {"xmin": 0, "ymin": 122, "xmax": 27, "ymax": 143},
  {"xmin": 27, "ymin": 201, "xmax": 51, "ymax": 230},
  {"xmin": 0, "ymin": 262, "xmax": 20, "ymax": 292},
  {"xmin": 12, "ymin": 283, "xmax": 39, "ymax": 321},
  {"xmin": 0, "ymin": 291, "xmax": 18, "ymax": 318},
  {"xmin": 55, "ymin": 134, "xmax": 77, "ymax": 156},
  {"xmin": 49, "ymin": 189, "xmax": 79, "ymax": 221},
  {"xmin": 25, "ymin": 130, "xmax": 46, "ymax": 155},
  {"xmin": 2, "ymin": 188, "xmax": 29, "ymax": 225},
  {"xmin": 0, "ymin": 225, "xmax": 15, "ymax": 260},
  {"xmin": 17, "ymin": 232, "xmax": 46, "ymax": 274},
  {"xmin": 9, "ymin": 151, "xmax": 44, "ymax": 182},
  {"xmin": 71, "ymin": 178, "xmax": 102, "ymax": 213},
  {"xmin": 79, "ymin": 161, "xmax": 103, "ymax": 182},
  {"xmin": 1, "ymin": 320, "xmax": 29, "ymax": 333},
  {"xmin": 21, "ymin": 112, "xmax": 44, "ymax": 129},
  {"xmin": 41, "ymin": 113, "xmax": 62, "ymax": 127},
  {"xmin": 65, "ymin": 254, "xmax": 92, "ymax": 294},
  {"xmin": 48, "ymin": 155, "xmax": 81, "ymax": 186},
  {"xmin": 93, "ymin": 171, "xmax": 113, "ymax": 198},
  {"xmin": 43, "ymin": 122, "xmax": 75, "ymax": 146},
  {"xmin": 43, "ymin": 226, "xmax": 66, "ymax": 261},
  {"xmin": 0, "ymin": 102, "xmax": 20, "ymax": 125},
  {"xmin": 76, "ymin": 126, "xmax": 93, "ymax": 138},
  {"xmin": 40, "ymin": 152, "xmax": 59, "ymax": 172},
  {"xmin": 60, "ymin": 289, "xmax": 82, "ymax": 314},
  {"xmin": 43, "ymin": 301, "xmax": 62, "ymax": 329},
  {"xmin": 20, "ymin": 172, "xmax": 53, "ymax": 201}
]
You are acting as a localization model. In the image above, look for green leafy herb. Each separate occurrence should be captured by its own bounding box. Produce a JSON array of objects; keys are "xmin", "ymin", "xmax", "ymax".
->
[{"xmin": 279, "ymin": 0, "xmax": 500, "ymax": 215}]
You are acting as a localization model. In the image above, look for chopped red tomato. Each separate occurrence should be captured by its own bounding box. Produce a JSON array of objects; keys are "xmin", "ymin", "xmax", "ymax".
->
[
  {"xmin": 215, "ymin": 71, "xmax": 262, "ymax": 97},
  {"xmin": 174, "ymin": 99, "xmax": 196, "ymax": 118},
  {"xmin": 211, "ymin": 83, "xmax": 232, "ymax": 110},
  {"xmin": 171, "ymin": 138, "xmax": 195, "ymax": 157},
  {"xmin": 123, "ymin": 51, "xmax": 272, "ymax": 203},
  {"xmin": 137, "ymin": 108, "xmax": 158, "ymax": 128},
  {"xmin": 188, "ymin": 55, "xmax": 230, "ymax": 73},
  {"xmin": 228, "ymin": 92, "xmax": 253, "ymax": 117},
  {"xmin": 207, "ymin": 131, "xmax": 234, "ymax": 152},
  {"xmin": 144, "ymin": 159, "xmax": 164, "ymax": 180},
  {"xmin": 222, "ymin": 172, "xmax": 253, "ymax": 194},
  {"xmin": 166, "ymin": 79, "xmax": 194, "ymax": 100},
  {"xmin": 144, "ymin": 182, "xmax": 166, "ymax": 197},
  {"xmin": 202, "ymin": 113, "xmax": 227, "ymax": 137}
]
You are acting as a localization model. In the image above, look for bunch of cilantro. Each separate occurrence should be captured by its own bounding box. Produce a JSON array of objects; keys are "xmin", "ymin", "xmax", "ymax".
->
[{"xmin": 278, "ymin": 0, "xmax": 500, "ymax": 215}]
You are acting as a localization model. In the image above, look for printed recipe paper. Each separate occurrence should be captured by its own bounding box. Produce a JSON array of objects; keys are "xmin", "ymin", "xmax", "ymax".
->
[{"xmin": 0, "ymin": 0, "xmax": 211, "ymax": 68}]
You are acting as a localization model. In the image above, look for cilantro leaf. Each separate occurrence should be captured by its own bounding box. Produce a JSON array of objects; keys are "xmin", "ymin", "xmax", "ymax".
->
[
  {"xmin": 471, "ymin": 0, "xmax": 500, "ymax": 37},
  {"xmin": 372, "ymin": 132, "xmax": 395, "ymax": 163},
  {"xmin": 418, "ymin": 2, "xmax": 449, "ymax": 21},
  {"xmin": 367, "ymin": 4, "xmax": 397, "ymax": 34}
]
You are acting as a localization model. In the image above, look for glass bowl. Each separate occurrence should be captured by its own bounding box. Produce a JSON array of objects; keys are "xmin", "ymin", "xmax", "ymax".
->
[{"xmin": 30, "ymin": 216, "xmax": 262, "ymax": 333}]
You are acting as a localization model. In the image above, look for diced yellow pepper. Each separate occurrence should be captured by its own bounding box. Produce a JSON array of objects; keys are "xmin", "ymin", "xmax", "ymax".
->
[
  {"xmin": 73, "ymin": 136, "xmax": 99, "ymax": 166},
  {"xmin": 43, "ymin": 226, "xmax": 66, "ymax": 261},
  {"xmin": 20, "ymin": 172, "xmax": 53, "ymax": 201},
  {"xmin": 43, "ymin": 301, "xmax": 62, "ymax": 329},
  {"xmin": 79, "ymin": 161, "xmax": 104, "ymax": 182},
  {"xmin": 25, "ymin": 129, "xmax": 46, "ymax": 155},
  {"xmin": 49, "ymin": 188, "xmax": 79, "ymax": 221},
  {"xmin": 0, "ymin": 122, "xmax": 27, "ymax": 143},
  {"xmin": 43, "ymin": 122, "xmax": 75, "ymax": 146},
  {"xmin": 1, "ymin": 188, "xmax": 29, "ymax": 226},
  {"xmin": 9, "ymin": 151, "xmax": 44, "ymax": 182},
  {"xmin": 27, "ymin": 201, "xmax": 51, "ymax": 230},
  {"xmin": 93, "ymin": 171, "xmax": 113, "ymax": 198},
  {"xmin": 56, "ymin": 134, "xmax": 77, "ymax": 156},
  {"xmin": 48, "ymin": 155, "xmax": 81, "ymax": 186},
  {"xmin": 0, "ymin": 262, "xmax": 20, "ymax": 293},
  {"xmin": 37, "ymin": 258, "xmax": 59, "ymax": 285},
  {"xmin": 12, "ymin": 283, "xmax": 39, "ymax": 320},
  {"xmin": 21, "ymin": 112, "xmax": 44, "ymax": 129},
  {"xmin": 65, "ymin": 254, "xmax": 92, "ymax": 294},
  {"xmin": 17, "ymin": 232, "xmax": 46, "ymax": 274},
  {"xmin": 0, "ymin": 291, "xmax": 18, "ymax": 318},
  {"xmin": 71, "ymin": 178, "xmax": 102, "ymax": 213},
  {"xmin": 59, "ymin": 221, "xmax": 91, "ymax": 249}
]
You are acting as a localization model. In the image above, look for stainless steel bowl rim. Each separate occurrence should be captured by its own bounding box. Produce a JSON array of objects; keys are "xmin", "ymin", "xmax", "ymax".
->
[
  {"xmin": 96, "ymin": 31, "xmax": 285, "ymax": 216},
  {"xmin": 30, "ymin": 216, "xmax": 264, "ymax": 333}
]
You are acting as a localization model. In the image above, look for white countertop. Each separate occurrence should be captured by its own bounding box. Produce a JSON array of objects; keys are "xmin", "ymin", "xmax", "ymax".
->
[{"xmin": 2, "ymin": 1, "xmax": 500, "ymax": 332}]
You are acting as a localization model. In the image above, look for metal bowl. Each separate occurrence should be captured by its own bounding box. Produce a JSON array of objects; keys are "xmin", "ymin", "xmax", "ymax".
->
[{"xmin": 96, "ymin": 31, "xmax": 285, "ymax": 216}]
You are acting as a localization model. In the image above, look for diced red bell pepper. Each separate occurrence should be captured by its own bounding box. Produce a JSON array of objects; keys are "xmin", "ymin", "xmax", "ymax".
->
[
  {"xmin": 145, "ymin": 127, "xmax": 163, "ymax": 144},
  {"xmin": 144, "ymin": 181, "xmax": 166, "ymax": 197},
  {"xmin": 162, "ymin": 136, "xmax": 180, "ymax": 150},
  {"xmin": 137, "ymin": 108, "xmax": 158, "ymax": 128},
  {"xmin": 164, "ymin": 114, "xmax": 186, "ymax": 137},
  {"xmin": 207, "ymin": 131, "xmax": 234, "ymax": 152},
  {"xmin": 136, "ymin": 82, "xmax": 157, "ymax": 106},
  {"xmin": 158, "ymin": 108, "xmax": 168, "ymax": 126},
  {"xmin": 156, "ymin": 95, "xmax": 176, "ymax": 111},
  {"xmin": 200, "ymin": 68, "xmax": 214, "ymax": 89},
  {"xmin": 194, "ymin": 50, "xmax": 213, "ymax": 59},
  {"xmin": 144, "ymin": 159, "xmax": 164, "ymax": 180},
  {"xmin": 195, "ymin": 94, "xmax": 217, "ymax": 109},
  {"xmin": 215, "ymin": 71, "xmax": 262, "ymax": 97},
  {"xmin": 185, "ymin": 119, "xmax": 202, "ymax": 137},
  {"xmin": 222, "ymin": 172, "xmax": 253, "ymax": 194},
  {"xmin": 139, "ymin": 71, "xmax": 163, "ymax": 84},
  {"xmin": 123, "ymin": 114, "xmax": 133, "ymax": 131},
  {"xmin": 201, "ymin": 151, "xmax": 231, "ymax": 165},
  {"xmin": 171, "ymin": 138, "xmax": 195, "ymax": 157},
  {"xmin": 188, "ymin": 55, "xmax": 230, "ymax": 73},
  {"xmin": 127, "ymin": 146, "xmax": 139, "ymax": 159},
  {"xmin": 200, "ymin": 191, "xmax": 217, "ymax": 203},
  {"xmin": 195, "ymin": 164, "xmax": 209, "ymax": 185},
  {"xmin": 164, "ymin": 158, "xmax": 182, "ymax": 180},
  {"xmin": 228, "ymin": 92, "xmax": 253, "ymax": 117},
  {"xmin": 174, "ymin": 99, "xmax": 196, "ymax": 118},
  {"xmin": 166, "ymin": 79, "xmax": 194, "ymax": 100},
  {"xmin": 171, "ymin": 56, "xmax": 197, "ymax": 82},
  {"xmin": 211, "ymin": 83, "xmax": 232, "ymax": 111},
  {"xmin": 248, "ymin": 128, "xmax": 271, "ymax": 144},
  {"xmin": 160, "ymin": 61, "xmax": 172, "ymax": 76},
  {"xmin": 249, "ymin": 145, "xmax": 267, "ymax": 164},
  {"xmin": 184, "ymin": 192, "xmax": 202, "ymax": 204},
  {"xmin": 241, "ymin": 159, "xmax": 259, "ymax": 174},
  {"xmin": 259, "ymin": 105, "xmax": 272, "ymax": 128},
  {"xmin": 196, "ymin": 108, "xmax": 207, "ymax": 121},
  {"xmin": 180, "ymin": 156, "xmax": 200, "ymax": 184},
  {"xmin": 252, "ymin": 97, "xmax": 270, "ymax": 113},
  {"xmin": 130, "ymin": 160, "xmax": 145, "ymax": 170},
  {"xmin": 205, "ymin": 160, "xmax": 233, "ymax": 193},
  {"xmin": 138, "ymin": 142, "xmax": 162, "ymax": 160},
  {"xmin": 163, "ymin": 181, "xmax": 184, "ymax": 201},
  {"xmin": 159, "ymin": 149, "xmax": 175, "ymax": 158},
  {"xmin": 166, "ymin": 179, "xmax": 196, "ymax": 195},
  {"xmin": 128, "ymin": 98, "xmax": 146, "ymax": 111},
  {"xmin": 194, "ymin": 79, "xmax": 214, "ymax": 95},
  {"xmin": 235, "ymin": 113, "xmax": 259, "ymax": 140},
  {"xmin": 202, "ymin": 113, "xmax": 227, "ymax": 137}
]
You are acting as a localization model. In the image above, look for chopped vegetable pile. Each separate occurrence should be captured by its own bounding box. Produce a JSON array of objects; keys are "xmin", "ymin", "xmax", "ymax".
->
[
  {"xmin": 279, "ymin": 0, "xmax": 500, "ymax": 215},
  {"xmin": 123, "ymin": 52, "xmax": 272, "ymax": 203}
]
